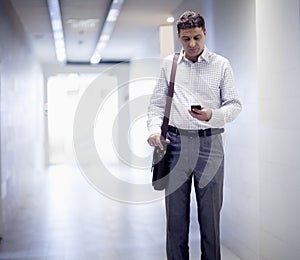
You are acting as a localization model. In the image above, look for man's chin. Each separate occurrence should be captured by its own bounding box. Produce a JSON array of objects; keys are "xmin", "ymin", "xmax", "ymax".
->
[{"xmin": 188, "ymin": 50, "xmax": 200, "ymax": 56}]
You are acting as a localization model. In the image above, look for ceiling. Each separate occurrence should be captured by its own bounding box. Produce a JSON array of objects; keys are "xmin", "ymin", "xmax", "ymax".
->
[{"xmin": 10, "ymin": 0, "xmax": 185, "ymax": 65}]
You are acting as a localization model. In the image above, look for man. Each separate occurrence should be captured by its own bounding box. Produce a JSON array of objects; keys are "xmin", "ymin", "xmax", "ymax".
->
[{"xmin": 147, "ymin": 11, "xmax": 242, "ymax": 260}]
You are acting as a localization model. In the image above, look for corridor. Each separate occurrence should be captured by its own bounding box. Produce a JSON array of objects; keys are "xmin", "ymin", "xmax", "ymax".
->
[
  {"xmin": 1, "ymin": 0, "xmax": 300, "ymax": 259},
  {"xmin": 0, "ymin": 164, "xmax": 240, "ymax": 260}
]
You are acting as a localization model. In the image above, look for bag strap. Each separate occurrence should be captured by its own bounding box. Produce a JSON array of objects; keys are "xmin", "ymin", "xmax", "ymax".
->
[{"xmin": 161, "ymin": 53, "xmax": 180, "ymax": 139}]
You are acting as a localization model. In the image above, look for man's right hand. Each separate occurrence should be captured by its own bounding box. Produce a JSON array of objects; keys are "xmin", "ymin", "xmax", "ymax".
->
[{"xmin": 147, "ymin": 133, "xmax": 170, "ymax": 150}]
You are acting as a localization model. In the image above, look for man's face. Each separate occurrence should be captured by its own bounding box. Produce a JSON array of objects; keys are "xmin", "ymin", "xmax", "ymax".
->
[{"xmin": 178, "ymin": 27, "xmax": 206, "ymax": 61}]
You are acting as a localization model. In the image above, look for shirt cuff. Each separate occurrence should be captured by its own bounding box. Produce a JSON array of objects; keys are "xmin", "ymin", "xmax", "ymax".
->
[
  {"xmin": 207, "ymin": 109, "xmax": 225, "ymax": 128},
  {"xmin": 148, "ymin": 125, "xmax": 162, "ymax": 137}
]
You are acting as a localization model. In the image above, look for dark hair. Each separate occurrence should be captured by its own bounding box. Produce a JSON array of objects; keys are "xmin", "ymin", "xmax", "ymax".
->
[{"xmin": 176, "ymin": 11, "xmax": 206, "ymax": 33}]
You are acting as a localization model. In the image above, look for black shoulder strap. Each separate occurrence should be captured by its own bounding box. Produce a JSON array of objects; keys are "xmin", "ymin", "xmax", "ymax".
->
[{"xmin": 161, "ymin": 53, "xmax": 180, "ymax": 138}]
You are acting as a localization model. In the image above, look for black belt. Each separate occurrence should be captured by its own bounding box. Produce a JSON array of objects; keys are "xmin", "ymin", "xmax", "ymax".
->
[{"xmin": 168, "ymin": 125, "xmax": 224, "ymax": 137}]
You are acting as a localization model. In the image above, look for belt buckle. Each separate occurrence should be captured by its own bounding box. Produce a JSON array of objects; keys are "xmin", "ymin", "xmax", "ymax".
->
[{"xmin": 202, "ymin": 129, "xmax": 212, "ymax": 137}]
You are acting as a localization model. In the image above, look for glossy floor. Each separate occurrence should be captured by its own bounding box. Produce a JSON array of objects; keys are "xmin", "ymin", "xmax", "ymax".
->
[{"xmin": 0, "ymin": 164, "xmax": 241, "ymax": 260}]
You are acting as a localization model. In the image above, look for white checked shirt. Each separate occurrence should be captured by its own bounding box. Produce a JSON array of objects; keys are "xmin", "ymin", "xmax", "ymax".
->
[{"xmin": 147, "ymin": 47, "xmax": 242, "ymax": 136}]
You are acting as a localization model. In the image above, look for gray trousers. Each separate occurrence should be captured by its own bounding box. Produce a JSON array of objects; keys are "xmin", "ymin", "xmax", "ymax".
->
[{"xmin": 164, "ymin": 130, "xmax": 224, "ymax": 260}]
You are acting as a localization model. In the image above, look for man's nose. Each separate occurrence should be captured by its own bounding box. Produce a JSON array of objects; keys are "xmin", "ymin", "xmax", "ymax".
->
[{"xmin": 189, "ymin": 40, "xmax": 196, "ymax": 47}]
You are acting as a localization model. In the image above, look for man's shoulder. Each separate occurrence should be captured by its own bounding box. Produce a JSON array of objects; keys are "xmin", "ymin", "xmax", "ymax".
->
[
  {"xmin": 208, "ymin": 50, "xmax": 230, "ymax": 65},
  {"xmin": 160, "ymin": 53, "xmax": 177, "ymax": 69},
  {"xmin": 164, "ymin": 53, "xmax": 178, "ymax": 61}
]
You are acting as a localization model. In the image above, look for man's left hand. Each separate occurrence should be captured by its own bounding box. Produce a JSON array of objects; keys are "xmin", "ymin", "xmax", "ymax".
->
[{"xmin": 188, "ymin": 106, "xmax": 212, "ymax": 121}]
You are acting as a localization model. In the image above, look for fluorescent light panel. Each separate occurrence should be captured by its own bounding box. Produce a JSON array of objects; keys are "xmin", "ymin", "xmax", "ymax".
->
[
  {"xmin": 47, "ymin": 0, "xmax": 66, "ymax": 63},
  {"xmin": 90, "ymin": 0, "xmax": 125, "ymax": 64}
]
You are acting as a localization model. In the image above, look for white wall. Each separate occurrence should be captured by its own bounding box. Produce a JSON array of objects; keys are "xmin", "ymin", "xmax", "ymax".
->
[
  {"xmin": 256, "ymin": 0, "xmax": 300, "ymax": 259},
  {"xmin": 202, "ymin": 0, "xmax": 300, "ymax": 259},
  {"xmin": 211, "ymin": 1, "xmax": 259, "ymax": 259},
  {"xmin": 0, "ymin": 0, "xmax": 45, "ymax": 233}
]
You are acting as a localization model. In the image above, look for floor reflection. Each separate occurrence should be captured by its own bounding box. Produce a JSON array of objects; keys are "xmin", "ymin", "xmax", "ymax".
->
[{"xmin": 0, "ymin": 164, "xmax": 240, "ymax": 260}]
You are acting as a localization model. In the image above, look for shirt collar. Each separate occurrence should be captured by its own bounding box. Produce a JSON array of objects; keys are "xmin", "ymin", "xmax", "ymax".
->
[{"xmin": 178, "ymin": 46, "xmax": 210, "ymax": 64}]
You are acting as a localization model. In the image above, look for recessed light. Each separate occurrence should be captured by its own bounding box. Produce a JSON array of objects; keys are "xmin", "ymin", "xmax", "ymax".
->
[
  {"xmin": 67, "ymin": 19, "xmax": 100, "ymax": 31},
  {"xmin": 166, "ymin": 16, "xmax": 174, "ymax": 23}
]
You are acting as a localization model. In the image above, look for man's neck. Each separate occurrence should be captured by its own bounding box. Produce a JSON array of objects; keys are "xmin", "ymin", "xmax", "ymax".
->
[{"xmin": 184, "ymin": 48, "xmax": 204, "ymax": 63}]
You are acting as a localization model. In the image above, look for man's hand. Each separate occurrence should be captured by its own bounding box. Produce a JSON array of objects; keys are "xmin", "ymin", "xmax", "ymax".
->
[
  {"xmin": 188, "ymin": 106, "xmax": 212, "ymax": 121},
  {"xmin": 147, "ymin": 133, "xmax": 170, "ymax": 150}
]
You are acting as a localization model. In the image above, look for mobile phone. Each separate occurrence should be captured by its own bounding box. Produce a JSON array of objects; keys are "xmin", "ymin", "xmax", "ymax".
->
[{"xmin": 191, "ymin": 105, "xmax": 202, "ymax": 114}]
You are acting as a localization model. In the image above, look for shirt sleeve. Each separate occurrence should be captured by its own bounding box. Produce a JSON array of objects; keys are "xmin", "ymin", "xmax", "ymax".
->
[
  {"xmin": 208, "ymin": 60, "xmax": 242, "ymax": 127},
  {"xmin": 147, "ymin": 60, "xmax": 170, "ymax": 136}
]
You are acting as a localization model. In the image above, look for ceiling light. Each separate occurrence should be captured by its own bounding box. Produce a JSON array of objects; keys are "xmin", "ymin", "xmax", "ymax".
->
[
  {"xmin": 100, "ymin": 34, "xmax": 110, "ymax": 42},
  {"xmin": 90, "ymin": 54, "xmax": 102, "ymax": 64},
  {"xmin": 96, "ymin": 42, "xmax": 107, "ymax": 50},
  {"xmin": 47, "ymin": 0, "xmax": 66, "ymax": 63},
  {"xmin": 56, "ymin": 48, "xmax": 66, "ymax": 62},
  {"xmin": 90, "ymin": 0, "xmax": 125, "ymax": 63},
  {"xmin": 107, "ymin": 9, "xmax": 120, "ymax": 22},
  {"xmin": 166, "ymin": 16, "xmax": 175, "ymax": 23},
  {"xmin": 67, "ymin": 19, "xmax": 100, "ymax": 31},
  {"xmin": 55, "ymin": 39, "xmax": 65, "ymax": 48},
  {"xmin": 53, "ymin": 31, "xmax": 63, "ymax": 40}
]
